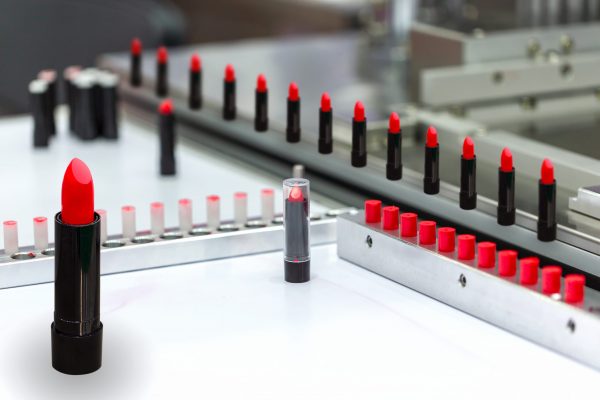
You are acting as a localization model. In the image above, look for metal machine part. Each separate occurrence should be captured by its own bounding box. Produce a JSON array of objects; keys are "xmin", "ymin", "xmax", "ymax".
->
[
  {"xmin": 570, "ymin": 185, "xmax": 600, "ymax": 220},
  {"xmin": 0, "ymin": 214, "xmax": 345, "ymax": 290},
  {"xmin": 337, "ymin": 211, "xmax": 600, "ymax": 371}
]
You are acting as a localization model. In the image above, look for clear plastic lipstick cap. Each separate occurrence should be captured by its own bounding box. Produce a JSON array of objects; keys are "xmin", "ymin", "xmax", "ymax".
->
[{"xmin": 283, "ymin": 178, "xmax": 310, "ymax": 207}]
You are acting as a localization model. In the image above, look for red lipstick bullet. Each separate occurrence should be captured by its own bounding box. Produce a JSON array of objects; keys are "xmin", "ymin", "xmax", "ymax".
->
[
  {"xmin": 497, "ymin": 148, "xmax": 516, "ymax": 225},
  {"xmin": 423, "ymin": 126, "xmax": 439, "ymax": 194},
  {"xmin": 156, "ymin": 46, "xmax": 168, "ymax": 97},
  {"xmin": 351, "ymin": 101, "xmax": 367, "ymax": 167},
  {"xmin": 386, "ymin": 112, "xmax": 402, "ymax": 180},
  {"xmin": 158, "ymin": 99, "xmax": 176, "ymax": 175},
  {"xmin": 189, "ymin": 54, "xmax": 202, "ymax": 110},
  {"xmin": 318, "ymin": 92, "xmax": 333, "ymax": 154},
  {"xmin": 286, "ymin": 82, "xmax": 301, "ymax": 143},
  {"xmin": 255, "ymin": 74, "xmax": 268, "ymax": 131},
  {"xmin": 538, "ymin": 159, "xmax": 556, "ymax": 241},
  {"xmin": 460, "ymin": 136, "xmax": 477, "ymax": 209},
  {"xmin": 223, "ymin": 64, "xmax": 236, "ymax": 120},
  {"xmin": 130, "ymin": 38, "xmax": 142, "ymax": 87},
  {"xmin": 52, "ymin": 158, "xmax": 103, "ymax": 374}
]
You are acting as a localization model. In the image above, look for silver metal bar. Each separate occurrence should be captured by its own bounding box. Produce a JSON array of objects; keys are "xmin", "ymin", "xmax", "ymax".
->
[
  {"xmin": 337, "ymin": 212, "xmax": 600, "ymax": 370},
  {"xmin": 0, "ymin": 216, "xmax": 340, "ymax": 290}
]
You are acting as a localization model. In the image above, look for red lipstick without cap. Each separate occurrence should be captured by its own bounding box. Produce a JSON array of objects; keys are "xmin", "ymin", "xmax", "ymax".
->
[
  {"xmin": 225, "ymin": 64, "xmax": 235, "ymax": 82},
  {"xmin": 130, "ymin": 38, "xmax": 142, "ymax": 86},
  {"xmin": 354, "ymin": 101, "xmax": 365, "ymax": 122},
  {"xmin": 318, "ymin": 92, "xmax": 333, "ymax": 153},
  {"xmin": 223, "ymin": 64, "xmax": 236, "ymax": 119},
  {"xmin": 53, "ymin": 158, "xmax": 103, "ymax": 375},
  {"xmin": 497, "ymin": 147, "xmax": 516, "ymax": 225},
  {"xmin": 386, "ymin": 112, "xmax": 402, "ymax": 180},
  {"xmin": 460, "ymin": 136, "xmax": 477, "ymax": 209},
  {"xmin": 157, "ymin": 46, "xmax": 168, "ymax": 64},
  {"xmin": 254, "ymin": 74, "xmax": 268, "ymax": 131},
  {"xmin": 286, "ymin": 82, "xmax": 301, "ymax": 142},
  {"xmin": 351, "ymin": 101, "xmax": 367, "ymax": 167},
  {"xmin": 189, "ymin": 54, "xmax": 202, "ymax": 109},
  {"xmin": 538, "ymin": 158, "xmax": 557, "ymax": 241},
  {"xmin": 131, "ymin": 38, "xmax": 142, "ymax": 56},
  {"xmin": 156, "ymin": 46, "xmax": 168, "ymax": 97},
  {"xmin": 423, "ymin": 126, "xmax": 440, "ymax": 194},
  {"xmin": 190, "ymin": 54, "xmax": 201, "ymax": 72}
]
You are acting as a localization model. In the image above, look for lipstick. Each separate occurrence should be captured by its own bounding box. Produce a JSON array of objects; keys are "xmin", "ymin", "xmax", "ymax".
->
[
  {"xmin": 158, "ymin": 99, "xmax": 176, "ymax": 175},
  {"xmin": 98, "ymin": 72, "xmax": 119, "ymax": 140},
  {"xmin": 52, "ymin": 158, "xmax": 102, "ymax": 375},
  {"xmin": 423, "ymin": 126, "xmax": 439, "ymax": 194},
  {"xmin": 497, "ymin": 148, "xmax": 516, "ymax": 225},
  {"xmin": 63, "ymin": 66, "xmax": 81, "ymax": 132},
  {"xmin": 156, "ymin": 46, "xmax": 168, "ymax": 97},
  {"xmin": 283, "ymin": 178, "xmax": 310, "ymax": 283},
  {"xmin": 351, "ymin": 101, "xmax": 367, "ymax": 167},
  {"xmin": 318, "ymin": 92, "xmax": 332, "ymax": 154},
  {"xmin": 38, "ymin": 70, "xmax": 57, "ymax": 136},
  {"xmin": 538, "ymin": 159, "xmax": 557, "ymax": 241},
  {"xmin": 223, "ymin": 64, "xmax": 236, "ymax": 120},
  {"xmin": 286, "ymin": 82, "xmax": 301, "ymax": 143},
  {"xmin": 255, "ymin": 74, "xmax": 268, "ymax": 131},
  {"xmin": 72, "ymin": 73, "xmax": 98, "ymax": 140},
  {"xmin": 130, "ymin": 38, "xmax": 142, "ymax": 87},
  {"xmin": 189, "ymin": 54, "xmax": 202, "ymax": 109},
  {"xmin": 29, "ymin": 79, "xmax": 50, "ymax": 148},
  {"xmin": 386, "ymin": 112, "xmax": 402, "ymax": 180},
  {"xmin": 460, "ymin": 136, "xmax": 477, "ymax": 209}
]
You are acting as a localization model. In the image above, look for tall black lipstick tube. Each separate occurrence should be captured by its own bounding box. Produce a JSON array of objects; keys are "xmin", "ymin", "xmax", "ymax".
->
[
  {"xmin": 189, "ymin": 69, "xmax": 202, "ymax": 109},
  {"xmin": 538, "ymin": 180, "xmax": 556, "ymax": 241},
  {"xmin": 386, "ymin": 130, "xmax": 402, "ymax": 180},
  {"xmin": 460, "ymin": 156, "xmax": 477, "ymax": 209},
  {"xmin": 131, "ymin": 53, "xmax": 141, "ymax": 87},
  {"xmin": 318, "ymin": 107, "xmax": 332, "ymax": 154},
  {"xmin": 159, "ymin": 106, "xmax": 176, "ymax": 175},
  {"xmin": 255, "ymin": 89, "xmax": 268, "ymax": 131},
  {"xmin": 351, "ymin": 118, "xmax": 367, "ymax": 167},
  {"xmin": 283, "ymin": 178, "xmax": 310, "ymax": 283},
  {"xmin": 156, "ymin": 62, "xmax": 168, "ymax": 97},
  {"xmin": 423, "ymin": 145, "xmax": 439, "ymax": 194},
  {"xmin": 40, "ymin": 71, "xmax": 57, "ymax": 136},
  {"xmin": 64, "ymin": 66, "xmax": 81, "ymax": 132},
  {"xmin": 73, "ymin": 75, "xmax": 98, "ymax": 140},
  {"xmin": 29, "ymin": 80, "xmax": 49, "ymax": 148},
  {"xmin": 52, "ymin": 212, "xmax": 103, "ymax": 375},
  {"xmin": 99, "ymin": 73, "xmax": 119, "ymax": 139},
  {"xmin": 223, "ymin": 80, "xmax": 236, "ymax": 120},
  {"xmin": 286, "ymin": 98, "xmax": 301, "ymax": 142},
  {"xmin": 497, "ymin": 168, "xmax": 516, "ymax": 225}
]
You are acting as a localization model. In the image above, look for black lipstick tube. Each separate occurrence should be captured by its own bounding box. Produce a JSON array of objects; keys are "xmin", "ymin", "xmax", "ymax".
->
[
  {"xmin": 460, "ymin": 156, "xmax": 477, "ymax": 209},
  {"xmin": 497, "ymin": 168, "xmax": 516, "ymax": 225},
  {"xmin": 156, "ymin": 62, "xmax": 168, "ymax": 97},
  {"xmin": 131, "ymin": 53, "xmax": 141, "ymax": 87},
  {"xmin": 537, "ymin": 180, "xmax": 556, "ymax": 241},
  {"xmin": 351, "ymin": 118, "xmax": 367, "ymax": 167},
  {"xmin": 159, "ymin": 110, "xmax": 176, "ymax": 175},
  {"xmin": 423, "ymin": 145, "xmax": 439, "ymax": 194},
  {"xmin": 29, "ymin": 80, "xmax": 49, "ymax": 148},
  {"xmin": 45, "ymin": 77, "xmax": 57, "ymax": 136},
  {"xmin": 283, "ymin": 178, "xmax": 310, "ymax": 283},
  {"xmin": 99, "ymin": 75, "xmax": 119, "ymax": 139},
  {"xmin": 189, "ymin": 69, "xmax": 202, "ymax": 109},
  {"xmin": 52, "ymin": 212, "xmax": 102, "ymax": 375},
  {"xmin": 255, "ymin": 89, "xmax": 268, "ymax": 131},
  {"xmin": 223, "ymin": 80, "xmax": 236, "ymax": 120},
  {"xmin": 386, "ymin": 131, "xmax": 402, "ymax": 180},
  {"xmin": 318, "ymin": 107, "xmax": 332, "ymax": 154},
  {"xmin": 286, "ymin": 98, "xmax": 301, "ymax": 142},
  {"xmin": 74, "ymin": 78, "xmax": 98, "ymax": 140}
]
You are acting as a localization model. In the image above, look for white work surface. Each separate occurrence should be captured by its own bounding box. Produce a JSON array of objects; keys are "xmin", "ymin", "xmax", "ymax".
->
[{"xmin": 0, "ymin": 112, "xmax": 598, "ymax": 398}]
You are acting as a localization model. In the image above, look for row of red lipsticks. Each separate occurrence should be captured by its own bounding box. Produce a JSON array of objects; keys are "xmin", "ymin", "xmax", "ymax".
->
[
  {"xmin": 363, "ymin": 199, "xmax": 584, "ymax": 305},
  {"xmin": 1, "ymin": 189, "xmax": 277, "ymax": 256},
  {"xmin": 130, "ymin": 38, "xmax": 556, "ymax": 242}
]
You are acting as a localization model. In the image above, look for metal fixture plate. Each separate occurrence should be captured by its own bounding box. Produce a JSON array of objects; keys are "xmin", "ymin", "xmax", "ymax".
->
[
  {"xmin": 337, "ymin": 212, "xmax": 600, "ymax": 370},
  {"xmin": 570, "ymin": 186, "xmax": 600, "ymax": 220}
]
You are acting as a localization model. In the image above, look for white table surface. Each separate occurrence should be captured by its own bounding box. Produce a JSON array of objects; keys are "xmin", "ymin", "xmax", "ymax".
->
[{"xmin": 0, "ymin": 112, "xmax": 598, "ymax": 399}]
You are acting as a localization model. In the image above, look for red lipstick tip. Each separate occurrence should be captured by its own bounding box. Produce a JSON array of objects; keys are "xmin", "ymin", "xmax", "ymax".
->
[
  {"xmin": 157, "ymin": 46, "xmax": 168, "ymax": 64},
  {"xmin": 354, "ymin": 101, "xmax": 365, "ymax": 122},
  {"xmin": 190, "ymin": 54, "xmax": 201, "ymax": 72},
  {"xmin": 500, "ymin": 148, "xmax": 513, "ymax": 172},
  {"xmin": 388, "ymin": 112, "xmax": 400, "ymax": 133},
  {"xmin": 320, "ymin": 92, "xmax": 331, "ymax": 112},
  {"xmin": 158, "ymin": 99, "xmax": 173, "ymax": 115},
  {"xmin": 288, "ymin": 82, "xmax": 299, "ymax": 101},
  {"xmin": 256, "ymin": 74, "xmax": 267, "ymax": 92},
  {"xmin": 61, "ymin": 158, "xmax": 94, "ymax": 225},
  {"xmin": 541, "ymin": 158, "xmax": 554, "ymax": 184},
  {"xmin": 462, "ymin": 136, "xmax": 475, "ymax": 160},
  {"xmin": 288, "ymin": 186, "xmax": 304, "ymax": 202},
  {"xmin": 131, "ymin": 38, "xmax": 142, "ymax": 56},
  {"xmin": 224, "ymin": 64, "xmax": 235, "ymax": 82},
  {"xmin": 426, "ymin": 126, "xmax": 438, "ymax": 148}
]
